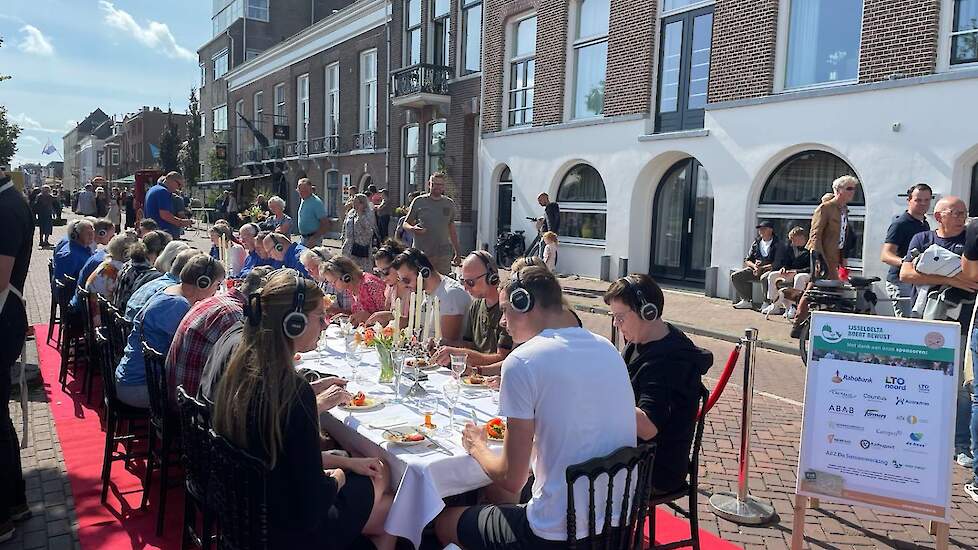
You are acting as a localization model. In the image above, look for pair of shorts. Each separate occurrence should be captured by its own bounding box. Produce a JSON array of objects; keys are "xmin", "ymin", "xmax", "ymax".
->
[
  {"xmin": 323, "ymin": 472, "xmax": 375, "ymax": 549},
  {"xmin": 456, "ymin": 505, "xmax": 570, "ymax": 550}
]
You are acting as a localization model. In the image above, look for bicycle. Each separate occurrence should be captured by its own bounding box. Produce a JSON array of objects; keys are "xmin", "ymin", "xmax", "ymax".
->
[
  {"xmin": 494, "ymin": 230, "xmax": 526, "ymax": 269},
  {"xmin": 524, "ymin": 216, "xmax": 546, "ymax": 258},
  {"xmin": 795, "ymin": 275, "xmax": 882, "ymax": 366}
]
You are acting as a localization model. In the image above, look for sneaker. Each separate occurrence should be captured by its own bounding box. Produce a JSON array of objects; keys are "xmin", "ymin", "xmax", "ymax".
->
[
  {"xmin": 785, "ymin": 306, "xmax": 797, "ymax": 320},
  {"xmin": 760, "ymin": 303, "xmax": 774, "ymax": 315},
  {"xmin": 8, "ymin": 504, "xmax": 30, "ymax": 522},
  {"xmin": 733, "ymin": 300, "xmax": 753, "ymax": 310},
  {"xmin": 965, "ymin": 481, "xmax": 978, "ymax": 503},
  {"xmin": 0, "ymin": 521, "xmax": 13, "ymax": 544},
  {"xmin": 767, "ymin": 305, "xmax": 785, "ymax": 317},
  {"xmin": 957, "ymin": 452, "xmax": 975, "ymax": 468}
]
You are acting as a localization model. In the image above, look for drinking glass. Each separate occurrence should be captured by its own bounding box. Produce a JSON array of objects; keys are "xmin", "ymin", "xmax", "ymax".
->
[
  {"xmin": 316, "ymin": 330, "xmax": 329, "ymax": 368},
  {"xmin": 346, "ymin": 340, "xmax": 362, "ymax": 383},
  {"xmin": 450, "ymin": 354, "xmax": 467, "ymax": 380},
  {"xmin": 419, "ymin": 394, "xmax": 438, "ymax": 432},
  {"xmin": 391, "ymin": 349, "xmax": 406, "ymax": 404},
  {"xmin": 339, "ymin": 316, "xmax": 353, "ymax": 337},
  {"xmin": 439, "ymin": 380, "xmax": 461, "ymax": 436}
]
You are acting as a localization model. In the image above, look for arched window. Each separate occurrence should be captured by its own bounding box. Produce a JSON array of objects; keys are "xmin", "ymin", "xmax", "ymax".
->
[
  {"xmin": 498, "ymin": 166, "xmax": 513, "ymax": 233},
  {"xmin": 557, "ymin": 164, "xmax": 607, "ymax": 241},
  {"xmin": 757, "ymin": 150, "xmax": 865, "ymax": 263}
]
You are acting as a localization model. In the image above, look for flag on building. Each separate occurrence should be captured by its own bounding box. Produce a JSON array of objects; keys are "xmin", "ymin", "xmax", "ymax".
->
[
  {"xmin": 41, "ymin": 140, "xmax": 57, "ymax": 155},
  {"xmin": 237, "ymin": 112, "xmax": 269, "ymax": 148},
  {"xmin": 149, "ymin": 143, "xmax": 160, "ymax": 159}
]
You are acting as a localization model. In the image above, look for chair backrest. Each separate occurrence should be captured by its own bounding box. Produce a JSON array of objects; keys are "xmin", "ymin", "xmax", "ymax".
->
[
  {"xmin": 141, "ymin": 341, "xmax": 171, "ymax": 432},
  {"xmin": 76, "ymin": 286, "xmax": 94, "ymax": 340},
  {"xmin": 95, "ymin": 327, "xmax": 120, "ymax": 404},
  {"xmin": 565, "ymin": 443, "xmax": 655, "ymax": 550},
  {"xmin": 208, "ymin": 429, "xmax": 269, "ymax": 550},
  {"xmin": 56, "ymin": 275, "xmax": 77, "ymax": 310},
  {"xmin": 687, "ymin": 385, "xmax": 710, "ymax": 493},
  {"xmin": 111, "ymin": 308, "xmax": 131, "ymax": 363},
  {"xmin": 176, "ymin": 387, "xmax": 212, "ymax": 500}
]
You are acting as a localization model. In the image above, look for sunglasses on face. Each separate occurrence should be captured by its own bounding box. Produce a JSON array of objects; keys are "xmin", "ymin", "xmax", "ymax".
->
[
  {"xmin": 845, "ymin": 187, "xmax": 857, "ymax": 192},
  {"xmin": 460, "ymin": 272, "xmax": 488, "ymax": 287},
  {"xmin": 399, "ymin": 276, "xmax": 415, "ymax": 285}
]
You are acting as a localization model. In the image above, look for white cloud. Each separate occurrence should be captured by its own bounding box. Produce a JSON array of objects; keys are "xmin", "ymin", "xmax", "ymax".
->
[
  {"xmin": 20, "ymin": 136, "xmax": 41, "ymax": 146},
  {"xmin": 10, "ymin": 113, "xmax": 62, "ymax": 133},
  {"xmin": 65, "ymin": 120, "xmax": 78, "ymax": 130},
  {"xmin": 17, "ymin": 25, "xmax": 54, "ymax": 57},
  {"xmin": 98, "ymin": 1, "xmax": 194, "ymax": 61}
]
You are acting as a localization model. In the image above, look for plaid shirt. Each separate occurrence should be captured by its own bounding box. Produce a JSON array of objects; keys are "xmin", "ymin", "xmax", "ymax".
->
[{"xmin": 166, "ymin": 288, "xmax": 245, "ymax": 406}]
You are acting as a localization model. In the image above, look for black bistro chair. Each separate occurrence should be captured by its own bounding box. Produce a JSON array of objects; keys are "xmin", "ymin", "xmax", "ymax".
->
[
  {"xmin": 47, "ymin": 259, "xmax": 61, "ymax": 348},
  {"xmin": 565, "ymin": 443, "xmax": 656, "ymax": 550},
  {"xmin": 96, "ymin": 326, "xmax": 150, "ymax": 504},
  {"xmin": 142, "ymin": 341, "xmax": 183, "ymax": 536},
  {"xmin": 56, "ymin": 276, "xmax": 83, "ymax": 390},
  {"xmin": 647, "ymin": 386, "xmax": 710, "ymax": 550},
  {"xmin": 75, "ymin": 286, "xmax": 101, "ymax": 404},
  {"xmin": 176, "ymin": 387, "xmax": 215, "ymax": 550},
  {"xmin": 208, "ymin": 429, "xmax": 270, "ymax": 550}
]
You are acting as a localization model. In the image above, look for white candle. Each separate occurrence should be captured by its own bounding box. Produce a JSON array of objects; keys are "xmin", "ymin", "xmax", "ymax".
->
[
  {"xmin": 416, "ymin": 271, "xmax": 424, "ymax": 332},
  {"xmin": 407, "ymin": 292, "xmax": 415, "ymax": 334},
  {"xmin": 423, "ymin": 296, "xmax": 433, "ymax": 340},
  {"xmin": 433, "ymin": 297, "xmax": 441, "ymax": 341}
]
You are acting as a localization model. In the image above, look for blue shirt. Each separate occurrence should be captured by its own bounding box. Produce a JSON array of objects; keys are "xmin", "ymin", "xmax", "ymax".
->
[
  {"xmin": 297, "ymin": 194, "xmax": 326, "ymax": 236},
  {"xmin": 282, "ymin": 242, "xmax": 309, "ymax": 277},
  {"xmin": 54, "ymin": 236, "xmax": 69, "ymax": 255},
  {"xmin": 68, "ymin": 249, "xmax": 107, "ymax": 309},
  {"xmin": 144, "ymin": 184, "xmax": 179, "ymax": 238},
  {"xmin": 54, "ymin": 240, "xmax": 94, "ymax": 285},
  {"xmin": 116, "ymin": 292, "xmax": 190, "ymax": 387},
  {"xmin": 125, "ymin": 273, "xmax": 179, "ymax": 321},
  {"xmin": 238, "ymin": 251, "xmax": 262, "ymax": 277}
]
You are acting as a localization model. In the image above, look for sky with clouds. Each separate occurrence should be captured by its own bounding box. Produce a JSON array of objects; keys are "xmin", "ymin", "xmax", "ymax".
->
[{"xmin": 0, "ymin": 0, "xmax": 211, "ymax": 168}]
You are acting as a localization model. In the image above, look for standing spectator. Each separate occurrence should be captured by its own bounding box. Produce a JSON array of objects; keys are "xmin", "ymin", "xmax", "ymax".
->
[
  {"xmin": 402, "ymin": 172, "xmax": 461, "ymax": 275},
  {"xmin": 959, "ymin": 217, "xmax": 978, "ymax": 487},
  {"xmin": 881, "ymin": 183, "xmax": 932, "ymax": 317},
  {"xmin": 107, "ymin": 187, "xmax": 123, "ymax": 233},
  {"xmin": 342, "ymin": 194, "xmax": 377, "ymax": 272},
  {"xmin": 295, "ymin": 178, "xmax": 328, "ymax": 248},
  {"xmin": 394, "ymin": 192, "xmax": 420, "ymax": 247},
  {"xmin": 124, "ymin": 190, "xmax": 136, "ymax": 229},
  {"xmin": 367, "ymin": 184, "xmax": 382, "ymax": 206},
  {"xmin": 76, "ymin": 182, "xmax": 97, "ymax": 216},
  {"xmin": 807, "ymin": 175, "xmax": 860, "ymax": 281},
  {"xmin": 542, "ymin": 231, "xmax": 559, "ymax": 272},
  {"xmin": 537, "ymin": 192, "xmax": 560, "ymax": 235},
  {"xmin": 95, "ymin": 186, "xmax": 109, "ymax": 217},
  {"xmin": 144, "ymin": 171, "xmax": 193, "ymax": 239},
  {"xmin": 264, "ymin": 195, "xmax": 293, "ymax": 235},
  {"xmin": 255, "ymin": 193, "xmax": 269, "ymax": 213},
  {"xmin": 730, "ymin": 221, "xmax": 782, "ymax": 309},
  {"xmin": 375, "ymin": 189, "xmax": 393, "ymax": 238},
  {"xmin": 31, "ymin": 184, "xmax": 56, "ymax": 248},
  {"xmin": 226, "ymin": 189, "xmax": 238, "ymax": 225},
  {"xmin": 0, "ymin": 169, "xmax": 33, "ymax": 542}
]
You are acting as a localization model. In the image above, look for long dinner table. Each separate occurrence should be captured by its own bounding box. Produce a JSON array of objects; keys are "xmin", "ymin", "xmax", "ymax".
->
[{"xmin": 297, "ymin": 326, "xmax": 501, "ymax": 547}]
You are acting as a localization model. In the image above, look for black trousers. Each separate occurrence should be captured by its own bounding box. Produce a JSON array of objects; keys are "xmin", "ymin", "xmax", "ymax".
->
[{"xmin": 0, "ymin": 299, "xmax": 27, "ymax": 523}]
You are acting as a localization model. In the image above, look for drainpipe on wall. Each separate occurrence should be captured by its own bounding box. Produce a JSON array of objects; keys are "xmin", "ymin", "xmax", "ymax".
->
[{"xmin": 385, "ymin": 11, "xmax": 392, "ymax": 204}]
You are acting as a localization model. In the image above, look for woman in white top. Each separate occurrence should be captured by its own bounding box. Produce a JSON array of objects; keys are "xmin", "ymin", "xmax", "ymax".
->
[
  {"xmin": 265, "ymin": 195, "xmax": 293, "ymax": 235},
  {"xmin": 209, "ymin": 224, "xmax": 247, "ymax": 277},
  {"xmin": 107, "ymin": 187, "xmax": 123, "ymax": 232}
]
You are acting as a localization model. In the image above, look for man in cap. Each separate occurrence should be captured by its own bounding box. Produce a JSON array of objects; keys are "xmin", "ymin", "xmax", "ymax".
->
[{"xmin": 731, "ymin": 220, "xmax": 782, "ymax": 309}]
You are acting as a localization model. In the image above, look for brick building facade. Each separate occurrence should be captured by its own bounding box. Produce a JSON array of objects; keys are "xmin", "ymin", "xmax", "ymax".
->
[{"xmin": 476, "ymin": 0, "xmax": 978, "ymax": 298}]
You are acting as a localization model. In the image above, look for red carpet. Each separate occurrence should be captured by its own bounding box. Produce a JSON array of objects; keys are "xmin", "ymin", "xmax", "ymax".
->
[
  {"xmin": 647, "ymin": 507, "xmax": 743, "ymax": 549},
  {"xmin": 35, "ymin": 324, "xmax": 184, "ymax": 550}
]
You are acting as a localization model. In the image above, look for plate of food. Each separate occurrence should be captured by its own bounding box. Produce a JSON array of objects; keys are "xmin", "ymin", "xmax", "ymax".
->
[
  {"xmin": 406, "ymin": 357, "xmax": 439, "ymax": 371},
  {"xmin": 462, "ymin": 373, "xmax": 487, "ymax": 387},
  {"xmin": 381, "ymin": 426, "xmax": 428, "ymax": 446},
  {"xmin": 339, "ymin": 392, "xmax": 384, "ymax": 412},
  {"xmin": 486, "ymin": 418, "xmax": 506, "ymax": 443}
]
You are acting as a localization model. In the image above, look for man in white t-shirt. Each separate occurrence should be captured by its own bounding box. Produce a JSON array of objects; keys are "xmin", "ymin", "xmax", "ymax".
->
[
  {"xmin": 435, "ymin": 265, "xmax": 637, "ymax": 549},
  {"xmin": 392, "ymin": 247, "xmax": 471, "ymax": 342}
]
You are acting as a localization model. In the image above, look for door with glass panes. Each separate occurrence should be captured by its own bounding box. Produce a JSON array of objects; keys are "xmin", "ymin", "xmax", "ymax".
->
[
  {"xmin": 650, "ymin": 158, "xmax": 714, "ymax": 285},
  {"xmin": 655, "ymin": 5, "xmax": 713, "ymax": 132}
]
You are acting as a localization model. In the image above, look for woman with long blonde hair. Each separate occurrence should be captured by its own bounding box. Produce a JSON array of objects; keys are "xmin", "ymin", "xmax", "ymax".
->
[{"xmin": 212, "ymin": 271, "xmax": 395, "ymax": 550}]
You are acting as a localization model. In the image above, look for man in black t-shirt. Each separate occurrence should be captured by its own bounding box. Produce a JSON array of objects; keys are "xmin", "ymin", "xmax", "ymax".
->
[
  {"xmin": 881, "ymin": 184, "xmax": 932, "ymax": 317},
  {"xmin": 0, "ymin": 170, "xmax": 34, "ymax": 541},
  {"xmin": 537, "ymin": 193, "xmax": 560, "ymax": 235}
]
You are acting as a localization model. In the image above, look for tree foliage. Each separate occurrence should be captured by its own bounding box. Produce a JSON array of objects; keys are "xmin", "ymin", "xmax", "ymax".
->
[
  {"xmin": 208, "ymin": 149, "xmax": 227, "ymax": 181},
  {"xmin": 159, "ymin": 108, "xmax": 180, "ymax": 172},
  {"xmin": 180, "ymin": 89, "xmax": 201, "ymax": 184},
  {"xmin": 0, "ymin": 106, "xmax": 22, "ymax": 166}
]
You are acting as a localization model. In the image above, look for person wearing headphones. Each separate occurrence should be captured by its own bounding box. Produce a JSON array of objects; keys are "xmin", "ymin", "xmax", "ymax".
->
[
  {"xmin": 211, "ymin": 271, "xmax": 397, "ymax": 550},
  {"xmin": 264, "ymin": 232, "xmax": 309, "ymax": 277},
  {"xmin": 115, "ymin": 254, "xmax": 226, "ymax": 408},
  {"xmin": 431, "ymin": 251, "xmax": 513, "ymax": 375},
  {"xmin": 124, "ymin": 248, "xmax": 198, "ymax": 322},
  {"xmin": 603, "ymin": 274, "xmax": 712, "ymax": 495},
  {"xmin": 391, "ymin": 247, "xmax": 471, "ymax": 342},
  {"xmin": 364, "ymin": 239, "xmax": 410, "ymax": 326},
  {"xmin": 112, "ymin": 230, "xmax": 172, "ymax": 311},
  {"xmin": 320, "ymin": 256, "xmax": 386, "ymax": 326},
  {"xmin": 53, "ymin": 219, "xmax": 95, "ymax": 287},
  {"xmin": 237, "ymin": 223, "xmax": 263, "ymax": 276},
  {"xmin": 436, "ymin": 266, "xmax": 636, "ymax": 549},
  {"xmin": 208, "ymin": 223, "xmax": 247, "ymax": 277},
  {"xmin": 73, "ymin": 219, "xmax": 118, "ymax": 301}
]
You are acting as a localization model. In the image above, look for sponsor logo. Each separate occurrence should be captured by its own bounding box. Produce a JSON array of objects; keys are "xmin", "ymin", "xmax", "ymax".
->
[
  {"xmin": 860, "ymin": 439, "xmax": 895, "ymax": 450},
  {"xmin": 884, "ymin": 376, "xmax": 907, "ymax": 391},
  {"xmin": 862, "ymin": 393, "xmax": 887, "ymax": 402},
  {"xmin": 864, "ymin": 409, "xmax": 887, "ymax": 419},
  {"xmin": 918, "ymin": 384, "xmax": 930, "ymax": 394},
  {"xmin": 924, "ymin": 332, "xmax": 945, "ymax": 349},
  {"xmin": 844, "ymin": 374, "xmax": 873, "ymax": 384},
  {"xmin": 891, "ymin": 459, "xmax": 925, "ymax": 471},
  {"xmin": 824, "ymin": 450, "xmax": 889, "ymax": 466},
  {"xmin": 897, "ymin": 415, "xmax": 929, "ymax": 425},
  {"xmin": 909, "ymin": 432, "xmax": 924, "ymax": 442},
  {"xmin": 895, "ymin": 397, "xmax": 930, "ymax": 407},
  {"xmin": 827, "ymin": 421, "xmax": 865, "ymax": 432},
  {"xmin": 804, "ymin": 470, "xmax": 817, "ymax": 481},
  {"xmin": 832, "ymin": 370, "xmax": 843, "ymax": 383},
  {"xmin": 875, "ymin": 428, "xmax": 903, "ymax": 437},
  {"xmin": 830, "ymin": 389, "xmax": 857, "ymax": 399},
  {"xmin": 829, "ymin": 404, "xmax": 855, "ymax": 416},
  {"xmin": 822, "ymin": 325, "xmax": 843, "ymax": 343},
  {"xmin": 906, "ymin": 432, "xmax": 927, "ymax": 448},
  {"xmin": 827, "ymin": 434, "xmax": 852, "ymax": 445}
]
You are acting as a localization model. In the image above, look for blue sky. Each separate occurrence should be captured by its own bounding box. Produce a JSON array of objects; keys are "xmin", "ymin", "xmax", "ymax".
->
[{"xmin": 0, "ymin": 0, "xmax": 211, "ymax": 168}]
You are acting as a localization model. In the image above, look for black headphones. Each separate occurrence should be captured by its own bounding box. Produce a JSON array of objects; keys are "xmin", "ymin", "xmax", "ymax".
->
[
  {"xmin": 97, "ymin": 228, "xmax": 108, "ymax": 238},
  {"xmin": 472, "ymin": 250, "xmax": 500, "ymax": 286},
  {"xmin": 621, "ymin": 276, "xmax": 659, "ymax": 321},
  {"xmin": 272, "ymin": 236, "xmax": 286, "ymax": 253},
  {"xmin": 508, "ymin": 269, "xmax": 534, "ymax": 314},
  {"xmin": 282, "ymin": 275, "xmax": 309, "ymax": 339},
  {"xmin": 325, "ymin": 257, "xmax": 352, "ymax": 283},
  {"xmin": 69, "ymin": 222, "xmax": 82, "ymax": 241},
  {"xmin": 403, "ymin": 248, "xmax": 432, "ymax": 278},
  {"xmin": 196, "ymin": 255, "xmax": 217, "ymax": 289}
]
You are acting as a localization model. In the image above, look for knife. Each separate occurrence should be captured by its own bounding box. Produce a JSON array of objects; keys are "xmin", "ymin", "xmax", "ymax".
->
[{"xmin": 424, "ymin": 434, "xmax": 453, "ymax": 455}]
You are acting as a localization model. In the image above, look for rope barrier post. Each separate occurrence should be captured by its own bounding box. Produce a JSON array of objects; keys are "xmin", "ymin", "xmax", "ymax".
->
[{"xmin": 709, "ymin": 327, "xmax": 777, "ymax": 525}]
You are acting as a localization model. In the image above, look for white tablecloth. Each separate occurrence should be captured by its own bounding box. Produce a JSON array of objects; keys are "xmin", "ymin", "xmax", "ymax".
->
[{"xmin": 297, "ymin": 328, "xmax": 501, "ymax": 547}]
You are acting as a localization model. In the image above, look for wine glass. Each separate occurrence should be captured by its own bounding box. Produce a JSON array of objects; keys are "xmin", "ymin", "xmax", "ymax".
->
[
  {"xmin": 339, "ymin": 316, "xmax": 352, "ymax": 337},
  {"xmin": 419, "ymin": 394, "xmax": 438, "ymax": 433},
  {"xmin": 439, "ymin": 380, "xmax": 461, "ymax": 437},
  {"xmin": 316, "ymin": 329, "xmax": 329, "ymax": 368},
  {"xmin": 450, "ymin": 354, "xmax": 467, "ymax": 380},
  {"xmin": 345, "ymin": 339, "xmax": 362, "ymax": 383},
  {"xmin": 391, "ymin": 349, "xmax": 406, "ymax": 404}
]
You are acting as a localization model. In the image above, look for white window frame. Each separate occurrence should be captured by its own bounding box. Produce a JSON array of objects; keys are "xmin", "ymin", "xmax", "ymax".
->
[
  {"xmin": 274, "ymin": 82, "xmax": 286, "ymax": 142},
  {"xmin": 402, "ymin": 124, "xmax": 420, "ymax": 200},
  {"xmin": 459, "ymin": 0, "xmax": 483, "ymax": 75},
  {"xmin": 234, "ymin": 99, "xmax": 245, "ymax": 158},
  {"xmin": 556, "ymin": 164, "xmax": 608, "ymax": 246},
  {"xmin": 213, "ymin": 49, "xmax": 230, "ymax": 79},
  {"xmin": 200, "ymin": 63, "xmax": 206, "ymax": 87},
  {"xmin": 430, "ymin": 0, "xmax": 452, "ymax": 66},
  {"xmin": 659, "ymin": 0, "xmax": 714, "ymax": 17},
  {"xmin": 359, "ymin": 49, "xmax": 378, "ymax": 135},
  {"xmin": 111, "ymin": 148, "xmax": 120, "ymax": 166},
  {"xmin": 245, "ymin": 0, "xmax": 269, "ymax": 21},
  {"xmin": 212, "ymin": 104, "xmax": 228, "ymax": 133},
  {"xmin": 296, "ymin": 73, "xmax": 310, "ymax": 142},
  {"xmin": 405, "ymin": 0, "xmax": 422, "ymax": 66},
  {"xmin": 938, "ymin": 0, "xmax": 978, "ymax": 71},
  {"xmin": 426, "ymin": 119, "xmax": 447, "ymax": 177},
  {"xmin": 325, "ymin": 63, "xmax": 340, "ymax": 140},
  {"xmin": 503, "ymin": 13, "xmax": 537, "ymax": 129},
  {"xmin": 566, "ymin": 0, "xmax": 610, "ymax": 120},
  {"xmin": 200, "ymin": 112, "xmax": 206, "ymax": 137},
  {"xmin": 253, "ymin": 90, "xmax": 264, "ymax": 150},
  {"xmin": 773, "ymin": 0, "xmax": 865, "ymax": 93}
]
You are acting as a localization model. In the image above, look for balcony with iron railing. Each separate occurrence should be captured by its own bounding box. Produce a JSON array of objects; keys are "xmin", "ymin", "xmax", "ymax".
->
[
  {"xmin": 391, "ymin": 64, "xmax": 452, "ymax": 109},
  {"xmin": 284, "ymin": 140, "xmax": 309, "ymax": 158},
  {"xmin": 352, "ymin": 131, "xmax": 378, "ymax": 151},
  {"xmin": 309, "ymin": 135, "xmax": 340, "ymax": 155}
]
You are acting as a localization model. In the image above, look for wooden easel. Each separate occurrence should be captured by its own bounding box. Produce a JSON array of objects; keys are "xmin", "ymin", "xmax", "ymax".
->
[{"xmin": 790, "ymin": 494, "xmax": 949, "ymax": 550}]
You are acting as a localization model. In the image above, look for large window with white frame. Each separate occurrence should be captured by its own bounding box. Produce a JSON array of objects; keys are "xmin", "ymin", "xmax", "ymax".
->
[
  {"xmin": 403, "ymin": 124, "xmax": 420, "ymax": 195},
  {"xmin": 274, "ymin": 83, "xmax": 286, "ymax": 142},
  {"xmin": 460, "ymin": 0, "xmax": 483, "ymax": 74},
  {"xmin": 427, "ymin": 120, "xmax": 447, "ymax": 177},
  {"xmin": 213, "ymin": 49, "xmax": 229, "ymax": 79},
  {"xmin": 297, "ymin": 73, "xmax": 310, "ymax": 142},
  {"xmin": 234, "ymin": 99, "xmax": 245, "ymax": 159},
  {"xmin": 405, "ymin": 0, "xmax": 422, "ymax": 66},
  {"xmin": 655, "ymin": 0, "xmax": 713, "ymax": 132},
  {"xmin": 432, "ymin": 0, "xmax": 451, "ymax": 66},
  {"xmin": 570, "ymin": 0, "xmax": 609, "ymax": 119},
  {"xmin": 557, "ymin": 164, "xmax": 607, "ymax": 242},
  {"xmin": 950, "ymin": 0, "xmax": 978, "ymax": 66},
  {"xmin": 360, "ymin": 50, "xmax": 378, "ymax": 134},
  {"xmin": 200, "ymin": 113, "xmax": 206, "ymax": 137},
  {"xmin": 781, "ymin": 0, "xmax": 863, "ymax": 90},
  {"xmin": 325, "ymin": 63, "xmax": 340, "ymax": 140},
  {"xmin": 507, "ymin": 15, "xmax": 536, "ymax": 127},
  {"xmin": 253, "ymin": 91, "xmax": 264, "ymax": 150},
  {"xmin": 212, "ymin": 104, "xmax": 228, "ymax": 133},
  {"xmin": 200, "ymin": 63, "xmax": 206, "ymax": 87}
]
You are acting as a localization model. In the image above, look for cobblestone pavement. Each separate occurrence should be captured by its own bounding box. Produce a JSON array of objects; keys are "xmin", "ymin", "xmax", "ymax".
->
[{"xmin": 5, "ymin": 213, "xmax": 977, "ymax": 549}]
